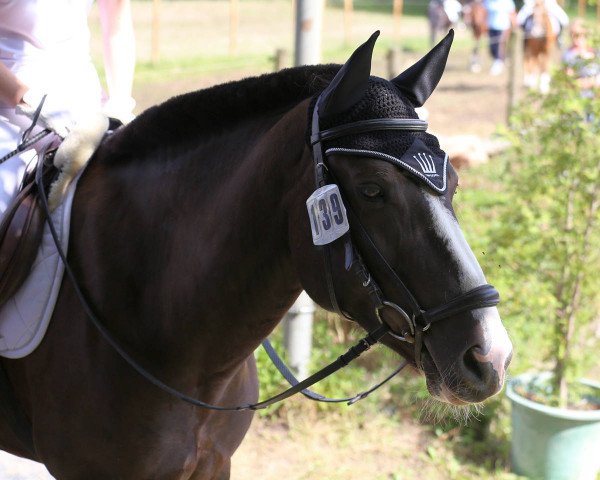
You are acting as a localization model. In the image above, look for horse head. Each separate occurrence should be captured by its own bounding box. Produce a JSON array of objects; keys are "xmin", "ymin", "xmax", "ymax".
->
[{"xmin": 292, "ymin": 31, "xmax": 512, "ymax": 406}]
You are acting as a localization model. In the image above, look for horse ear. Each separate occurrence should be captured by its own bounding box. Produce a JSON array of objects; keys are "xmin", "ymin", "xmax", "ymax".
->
[
  {"xmin": 391, "ymin": 29, "xmax": 454, "ymax": 107},
  {"xmin": 319, "ymin": 31, "xmax": 379, "ymax": 117}
]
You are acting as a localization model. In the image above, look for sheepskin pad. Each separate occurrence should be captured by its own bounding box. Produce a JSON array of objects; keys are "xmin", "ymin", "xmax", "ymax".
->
[{"xmin": 0, "ymin": 113, "xmax": 107, "ymax": 358}]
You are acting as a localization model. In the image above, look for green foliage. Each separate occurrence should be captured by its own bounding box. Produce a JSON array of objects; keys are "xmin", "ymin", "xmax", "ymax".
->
[{"xmin": 483, "ymin": 69, "xmax": 600, "ymax": 406}]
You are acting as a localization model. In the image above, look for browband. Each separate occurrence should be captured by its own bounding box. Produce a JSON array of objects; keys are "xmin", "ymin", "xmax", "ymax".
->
[{"xmin": 310, "ymin": 118, "xmax": 428, "ymax": 146}]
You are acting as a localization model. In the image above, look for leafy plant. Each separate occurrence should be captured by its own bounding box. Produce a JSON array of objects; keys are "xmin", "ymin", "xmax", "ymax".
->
[{"xmin": 486, "ymin": 67, "xmax": 600, "ymax": 408}]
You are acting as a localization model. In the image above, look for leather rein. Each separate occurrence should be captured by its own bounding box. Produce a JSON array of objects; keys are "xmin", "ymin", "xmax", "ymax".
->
[{"xmin": 33, "ymin": 95, "xmax": 499, "ymax": 411}]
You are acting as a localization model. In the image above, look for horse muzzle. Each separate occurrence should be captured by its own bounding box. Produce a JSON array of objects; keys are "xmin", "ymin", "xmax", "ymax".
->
[{"xmin": 422, "ymin": 308, "xmax": 513, "ymax": 405}]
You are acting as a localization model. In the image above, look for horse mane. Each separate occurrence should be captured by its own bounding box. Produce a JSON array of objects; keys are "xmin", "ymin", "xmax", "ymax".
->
[{"xmin": 100, "ymin": 64, "xmax": 339, "ymax": 163}]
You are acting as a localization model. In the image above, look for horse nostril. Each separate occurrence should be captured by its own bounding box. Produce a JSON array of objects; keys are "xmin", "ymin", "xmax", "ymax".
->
[
  {"xmin": 461, "ymin": 345, "xmax": 507, "ymax": 393},
  {"xmin": 462, "ymin": 346, "xmax": 485, "ymax": 378}
]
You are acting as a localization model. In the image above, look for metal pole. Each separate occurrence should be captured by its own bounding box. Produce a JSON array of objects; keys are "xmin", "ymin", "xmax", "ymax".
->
[
  {"xmin": 294, "ymin": 0, "xmax": 323, "ymax": 66},
  {"xmin": 282, "ymin": 0, "xmax": 323, "ymax": 379},
  {"xmin": 283, "ymin": 291, "xmax": 316, "ymax": 380}
]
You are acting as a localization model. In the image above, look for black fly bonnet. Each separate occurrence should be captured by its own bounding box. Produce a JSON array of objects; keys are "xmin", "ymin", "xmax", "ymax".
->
[
  {"xmin": 308, "ymin": 30, "xmax": 500, "ymax": 369},
  {"xmin": 316, "ymin": 78, "xmax": 448, "ymax": 194}
]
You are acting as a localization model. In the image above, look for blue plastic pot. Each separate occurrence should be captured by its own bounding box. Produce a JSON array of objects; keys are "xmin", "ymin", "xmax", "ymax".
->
[{"xmin": 507, "ymin": 372, "xmax": 600, "ymax": 480}]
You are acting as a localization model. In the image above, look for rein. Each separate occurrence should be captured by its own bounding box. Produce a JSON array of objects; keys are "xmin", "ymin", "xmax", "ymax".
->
[{"xmin": 0, "ymin": 94, "xmax": 52, "ymax": 165}]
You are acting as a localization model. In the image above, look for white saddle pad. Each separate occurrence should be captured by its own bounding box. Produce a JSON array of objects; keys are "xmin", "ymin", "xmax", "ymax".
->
[{"xmin": 0, "ymin": 174, "xmax": 80, "ymax": 358}]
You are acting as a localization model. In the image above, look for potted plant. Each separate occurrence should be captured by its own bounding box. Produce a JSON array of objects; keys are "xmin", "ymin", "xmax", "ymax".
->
[{"xmin": 485, "ymin": 63, "xmax": 600, "ymax": 479}]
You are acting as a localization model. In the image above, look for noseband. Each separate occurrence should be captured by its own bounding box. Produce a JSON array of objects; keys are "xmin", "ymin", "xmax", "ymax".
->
[{"xmin": 309, "ymin": 95, "xmax": 500, "ymax": 369}]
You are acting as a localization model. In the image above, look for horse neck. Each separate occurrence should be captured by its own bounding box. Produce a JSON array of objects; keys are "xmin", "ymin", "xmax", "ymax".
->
[{"xmin": 71, "ymin": 99, "xmax": 313, "ymax": 372}]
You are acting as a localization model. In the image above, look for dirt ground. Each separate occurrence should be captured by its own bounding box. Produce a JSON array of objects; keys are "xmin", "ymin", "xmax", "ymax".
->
[{"xmin": 232, "ymin": 411, "xmax": 455, "ymax": 480}]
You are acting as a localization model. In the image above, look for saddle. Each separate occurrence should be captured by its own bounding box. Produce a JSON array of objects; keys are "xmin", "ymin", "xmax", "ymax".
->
[
  {"xmin": 0, "ymin": 112, "xmax": 111, "ymax": 312},
  {"xmin": 0, "ymin": 158, "xmax": 58, "ymax": 311}
]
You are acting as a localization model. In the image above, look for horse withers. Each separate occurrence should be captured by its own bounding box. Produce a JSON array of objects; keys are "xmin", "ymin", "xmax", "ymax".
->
[{"xmin": 0, "ymin": 31, "xmax": 512, "ymax": 479}]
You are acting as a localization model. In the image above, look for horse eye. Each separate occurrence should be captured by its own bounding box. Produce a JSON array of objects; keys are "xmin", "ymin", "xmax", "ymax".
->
[{"xmin": 360, "ymin": 184, "xmax": 383, "ymax": 199}]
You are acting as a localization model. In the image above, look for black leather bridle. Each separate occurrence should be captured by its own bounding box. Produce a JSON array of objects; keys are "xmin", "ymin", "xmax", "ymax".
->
[{"xmin": 307, "ymin": 95, "xmax": 501, "ymax": 370}]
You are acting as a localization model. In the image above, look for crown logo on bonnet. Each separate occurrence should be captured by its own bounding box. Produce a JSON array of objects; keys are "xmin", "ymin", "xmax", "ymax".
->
[{"xmin": 413, "ymin": 152, "xmax": 437, "ymax": 175}]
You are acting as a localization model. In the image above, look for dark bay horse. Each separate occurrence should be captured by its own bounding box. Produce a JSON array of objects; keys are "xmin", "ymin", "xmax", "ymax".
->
[{"xmin": 0, "ymin": 31, "xmax": 512, "ymax": 479}]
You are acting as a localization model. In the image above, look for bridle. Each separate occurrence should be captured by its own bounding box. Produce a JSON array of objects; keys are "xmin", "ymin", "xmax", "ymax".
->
[
  {"xmin": 31, "ymin": 92, "xmax": 499, "ymax": 412},
  {"xmin": 308, "ymin": 94, "xmax": 501, "ymax": 370}
]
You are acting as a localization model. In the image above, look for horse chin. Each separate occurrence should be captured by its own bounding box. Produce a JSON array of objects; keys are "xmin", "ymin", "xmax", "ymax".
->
[
  {"xmin": 424, "ymin": 375, "xmax": 471, "ymax": 406},
  {"xmin": 437, "ymin": 385, "xmax": 471, "ymax": 406},
  {"xmin": 420, "ymin": 351, "xmax": 472, "ymax": 406}
]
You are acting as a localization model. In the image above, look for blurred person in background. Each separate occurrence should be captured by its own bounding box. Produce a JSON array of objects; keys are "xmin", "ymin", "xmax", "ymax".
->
[
  {"xmin": 484, "ymin": 0, "xmax": 516, "ymax": 75},
  {"xmin": 0, "ymin": 0, "xmax": 136, "ymax": 213},
  {"xmin": 517, "ymin": 0, "xmax": 569, "ymax": 42},
  {"xmin": 562, "ymin": 18, "xmax": 600, "ymax": 97}
]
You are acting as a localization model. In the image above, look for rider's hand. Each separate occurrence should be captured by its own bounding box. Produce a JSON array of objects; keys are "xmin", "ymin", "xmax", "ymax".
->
[{"xmin": 15, "ymin": 89, "xmax": 75, "ymax": 138}]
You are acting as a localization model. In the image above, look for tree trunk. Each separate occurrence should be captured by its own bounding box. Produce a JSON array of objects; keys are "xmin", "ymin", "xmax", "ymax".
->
[{"xmin": 553, "ymin": 166, "xmax": 600, "ymax": 407}]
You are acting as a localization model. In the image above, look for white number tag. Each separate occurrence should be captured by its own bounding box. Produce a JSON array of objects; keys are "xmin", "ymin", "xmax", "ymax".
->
[{"xmin": 306, "ymin": 184, "xmax": 350, "ymax": 245}]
